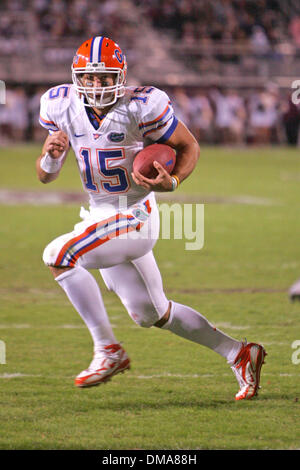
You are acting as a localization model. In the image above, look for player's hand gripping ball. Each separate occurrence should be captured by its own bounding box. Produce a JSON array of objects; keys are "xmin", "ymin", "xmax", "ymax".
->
[{"xmin": 133, "ymin": 144, "xmax": 176, "ymax": 179}]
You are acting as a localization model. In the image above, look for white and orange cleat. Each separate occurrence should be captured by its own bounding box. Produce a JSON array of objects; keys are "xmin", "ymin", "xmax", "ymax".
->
[
  {"xmin": 231, "ymin": 342, "xmax": 267, "ymax": 401},
  {"xmin": 75, "ymin": 343, "xmax": 130, "ymax": 388}
]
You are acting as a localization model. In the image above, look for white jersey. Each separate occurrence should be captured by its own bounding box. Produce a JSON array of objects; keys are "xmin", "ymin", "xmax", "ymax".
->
[{"xmin": 39, "ymin": 84, "xmax": 178, "ymax": 211}]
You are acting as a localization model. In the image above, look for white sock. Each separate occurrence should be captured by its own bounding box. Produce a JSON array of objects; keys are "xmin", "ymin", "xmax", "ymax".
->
[
  {"xmin": 162, "ymin": 301, "xmax": 242, "ymax": 363},
  {"xmin": 55, "ymin": 267, "xmax": 118, "ymax": 349}
]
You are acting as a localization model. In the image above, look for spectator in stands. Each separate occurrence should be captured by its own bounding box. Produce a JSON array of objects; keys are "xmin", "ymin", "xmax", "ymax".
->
[
  {"xmin": 9, "ymin": 88, "xmax": 29, "ymax": 141},
  {"xmin": 248, "ymin": 83, "xmax": 281, "ymax": 144},
  {"xmin": 0, "ymin": 98, "xmax": 10, "ymax": 145},
  {"xmin": 28, "ymin": 87, "xmax": 49, "ymax": 142},
  {"xmin": 0, "ymin": 88, "xmax": 28, "ymax": 143},
  {"xmin": 210, "ymin": 87, "xmax": 246, "ymax": 145},
  {"xmin": 188, "ymin": 89, "xmax": 214, "ymax": 143},
  {"xmin": 289, "ymin": 15, "xmax": 300, "ymax": 49},
  {"xmin": 250, "ymin": 25, "xmax": 271, "ymax": 57},
  {"xmin": 169, "ymin": 87, "xmax": 191, "ymax": 128},
  {"xmin": 281, "ymin": 94, "xmax": 300, "ymax": 146}
]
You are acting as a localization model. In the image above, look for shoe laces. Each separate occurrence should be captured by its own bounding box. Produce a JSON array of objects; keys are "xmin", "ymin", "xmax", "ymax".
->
[
  {"xmin": 231, "ymin": 364, "xmax": 246, "ymax": 388},
  {"xmin": 231, "ymin": 339, "xmax": 249, "ymax": 388},
  {"xmin": 89, "ymin": 344, "xmax": 121, "ymax": 370}
]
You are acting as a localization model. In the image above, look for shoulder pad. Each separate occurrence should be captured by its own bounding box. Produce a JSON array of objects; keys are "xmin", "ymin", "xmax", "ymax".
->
[{"xmin": 39, "ymin": 84, "xmax": 73, "ymax": 132}]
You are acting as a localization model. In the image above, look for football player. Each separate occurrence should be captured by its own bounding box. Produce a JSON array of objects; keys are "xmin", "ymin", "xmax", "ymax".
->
[
  {"xmin": 36, "ymin": 36, "xmax": 266, "ymax": 400},
  {"xmin": 289, "ymin": 278, "xmax": 300, "ymax": 301}
]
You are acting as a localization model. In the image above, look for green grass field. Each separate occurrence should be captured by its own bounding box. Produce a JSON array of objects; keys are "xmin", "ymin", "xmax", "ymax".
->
[{"xmin": 0, "ymin": 144, "xmax": 300, "ymax": 450}]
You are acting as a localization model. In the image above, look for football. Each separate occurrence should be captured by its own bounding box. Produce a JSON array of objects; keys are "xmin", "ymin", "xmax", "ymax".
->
[{"xmin": 133, "ymin": 144, "xmax": 176, "ymax": 179}]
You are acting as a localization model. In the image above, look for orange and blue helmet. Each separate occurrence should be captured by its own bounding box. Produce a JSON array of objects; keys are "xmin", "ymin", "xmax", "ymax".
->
[{"xmin": 71, "ymin": 36, "xmax": 127, "ymax": 108}]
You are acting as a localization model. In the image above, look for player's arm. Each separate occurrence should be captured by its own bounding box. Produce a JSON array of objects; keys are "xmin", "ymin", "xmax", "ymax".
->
[
  {"xmin": 36, "ymin": 131, "xmax": 69, "ymax": 184},
  {"xmin": 132, "ymin": 120, "xmax": 200, "ymax": 192}
]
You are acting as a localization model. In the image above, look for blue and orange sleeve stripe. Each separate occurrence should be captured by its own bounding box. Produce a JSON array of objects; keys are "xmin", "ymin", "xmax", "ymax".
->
[
  {"xmin": 139, "ymin": 104, "xmax": 171, "ymax": 130},
  {"xmin": 156, "ymin": 116, "xmax": 179, "ymax": 143},
  {"xmin": 39, "ymin": 115, "xmax": 59, "ymax": 131}
]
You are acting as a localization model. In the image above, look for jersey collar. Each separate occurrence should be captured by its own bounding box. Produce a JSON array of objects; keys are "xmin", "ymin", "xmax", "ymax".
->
[{"xmin": 84, "ymin": 103, "xmax": 106, "ymax": 130}]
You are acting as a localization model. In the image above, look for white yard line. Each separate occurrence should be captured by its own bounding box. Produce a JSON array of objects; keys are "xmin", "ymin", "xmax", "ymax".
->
[
  {"xmin": 0, "ymin": 323, "xmax": 266, "ymax": 332},
  {"xmin": 0, "ymin": 373, "xmax": 42, "ymax": 379},
  {"xmin": 0, "ymin": 324, "xmax": 85, "ymax": 329},
  {"xmin": 0, "ymin": 324, "xmax": 119, "ymax": 330},
  {"xmin": 214, "ymin": 322, "xmax": 250, "ymax": 330}
]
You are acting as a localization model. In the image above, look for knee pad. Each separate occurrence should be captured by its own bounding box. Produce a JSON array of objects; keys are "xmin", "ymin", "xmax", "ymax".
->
[
  {"xmin": 128, "ymin": 308, "xmax": 159, "ymax": 328},
  {"xmin": 125, "ymin": 298, "xmax": 169, "ymax": 328},
  {"xmin": 42, "ymin": 233, "xmax": 71, "ymax": 266}
]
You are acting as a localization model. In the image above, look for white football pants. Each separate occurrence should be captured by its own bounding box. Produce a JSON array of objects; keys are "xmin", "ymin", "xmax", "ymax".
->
[
  {"xmin": 43, "ymin": 195, "xmax": 159, "ymax": 269},
  {"xmin": 100, "ymin": 250, "xmax": 169, "ymax": 327},
  {"xmin": 43, "ymin": 195, "xmax": 168, "ymax": 325}
]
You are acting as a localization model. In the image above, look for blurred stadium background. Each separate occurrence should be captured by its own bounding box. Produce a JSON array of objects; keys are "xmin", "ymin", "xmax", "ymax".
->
[{"xmin": 1, "ymin": 0, "xmax": 300, "ymax": 147}]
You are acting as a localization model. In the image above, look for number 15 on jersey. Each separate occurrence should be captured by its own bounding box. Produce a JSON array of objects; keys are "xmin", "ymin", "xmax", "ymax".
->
[{"xmin": 79, "ymin": 147, "xmax": 130, "ymax": 194}]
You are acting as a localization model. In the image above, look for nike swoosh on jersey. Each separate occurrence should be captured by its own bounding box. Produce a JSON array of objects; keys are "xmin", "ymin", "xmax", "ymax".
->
[
  {"xmin": 93, "ymin": 133, "xmax": 102, "ymax": 140},
  {"xmin": 74, "ymin": 133, "xmax": 85, "ymax": 137}
]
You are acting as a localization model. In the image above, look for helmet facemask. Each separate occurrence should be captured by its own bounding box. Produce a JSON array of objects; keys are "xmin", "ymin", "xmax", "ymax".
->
[{"xmin": 72, "ymin": 63, "xmax": 126, "ymax": 108}]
